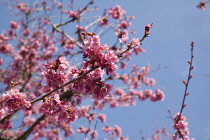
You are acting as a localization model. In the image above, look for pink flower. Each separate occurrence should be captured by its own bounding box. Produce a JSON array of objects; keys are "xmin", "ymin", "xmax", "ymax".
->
[
  {"xmin": 0, "ymin": 119, "xmax": 12, "ymax": 130},
  {"xmin": 172, "ymin": 113, "xmax": 194, "ymax": 139},
  {"xmin": 77, "ymin": 126, "xmax": 86, "ymax": 133},
  {"xmin": 108, "ymin": 5, "xmax": 126, "ymax": 19},
  {"xmin": 115, "ymin": 88, "xmax": 124, "ymax": 96},
  {"xmin": 99, "ymin": 16, "xmax": 109, "ymax": 27},
  {"xmin": 39, "ymin": 94, "xmax": 77, "ymax": 122},
  {"xmin": 0, "ymin": 44, "xmax": 13, "ymax": 54},
  {"xmin": 119, "ymin": 35, "xmax": 129, "ymax": 43},
  {"xmin": 120, "ymin": 62, "xmax": 127, "ymax": 69},
  {"xmin": 76, "ymin": 25, "xmax": 87, "ymax": 32},
  {"xmin": 114, "ymin": 125, "xmax": 122, "ymax": 136},
  {"xmin": 145, "ymin": 23, "xmax": 153, "ymax": 34},
  {"xmin": 1, "ymin": 88, "xmax": 31, "ymax": 113},
  {"xmin": 118, "ymin": 20, "xmax": 131, "ymax": 29},
  {"xmin": 68, "ymin": 11, "xmax": 80, "ymax": 19},
  {"xmin": 0, "ymin": 57, "xmax": 3, "ymax": 65},
  {"xmin": 83, "ymin": 35, "xmax": 118, "ymax": 75},
  {"xmin": 90, "ymin": 130, "xmax": 98, "ymax": 139},
  {"xmin": 16, "ymin": 2, "xmax": 29, "ymax": 13},
  {"xmin": 57, "ymin": 2, "xmax": 63, "ymax": 8},
  {"xmin": 150, "ymin": 89, "xmax": 165, "ymax": 102},
  {"xmin": 43, "ymin": 56, "xmax": 70, "ymax": 88},
  {"xmin": 131, "ymin": 38, "xmax": 140, "ymax": 46},
  {"xmin": 42, "ymin": 19, "xmax": 50, "ymax": 25},
  {"xmin": 197, "ymin": 0, "xmax": 207, "ymax": 10},
  {"xmin": 10, "ymin": 21, "xmax": 19, "ymax": 29},
  {"xmin": 102, "ymin": 126, "xmax": 112, "ymax": 133},
  {"xmin": 98, "ymin": 113, "xmax": 106, "ymax": 122}
]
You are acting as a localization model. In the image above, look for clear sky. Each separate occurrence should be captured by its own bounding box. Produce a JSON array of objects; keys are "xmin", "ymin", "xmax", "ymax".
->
[{"xmin": 0, "ymin": 0, "xmax": 210, "ymax": 140}]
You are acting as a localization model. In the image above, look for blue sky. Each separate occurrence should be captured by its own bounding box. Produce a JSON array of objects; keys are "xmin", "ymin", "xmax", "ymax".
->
[{"xmin": 0, "ymin": 0, "xmax": 210, "ymax": 139}]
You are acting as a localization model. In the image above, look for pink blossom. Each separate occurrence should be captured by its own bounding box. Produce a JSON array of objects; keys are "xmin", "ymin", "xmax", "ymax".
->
[
  {"xmin": 68, "ymin": 11, "xmax": 80, "ymax": 19},
  {"xmin": 99, "ymin": 16, "xmax": 109, "ymax": 27},
  {"xmin": 90, "ymin": 130, "xmax": 98, "ymax": 139},
  {"xmin": 0, "ymin": 88, "xmax": 31, "ymax": 113},
  {"xmin": 23, "ymin": 116, "xmax": 35, "ymax": 127},
  {"xmin": 39, "ymin": 94, "xmax": 77, "ymax": 122},
  {"xmin": 154, "ymin": 89, "xmax": 165, "ymax": 101},
  {"xmin": 0, "ymin": 44, "xmax": 13, "ymax": 54},
  {"xmin": 0, "ymin": 120, "xmax": 12, "ymax": 130},
  {"xmin": 57, "ymin": 2, "xmax": 63, "ymax": 8},
  {"xmin": 43, "ymin": 56, "xmax": 69, "ymax": 88},
  {"xmin": 46, "ymin": 129, "xmax": 62, "ymax": 140},
  {"xmin": 98, "ymin": 113, "xmax": 106, "ymax": 122},
  {"xmin": 172, "ymin": 113, "xmax": 194, "ymax": 139},
  {"xmin": 118, "ymin": 20, "xmax": 131, "ymax": 29},
  {"xmin": 10, "ymin": 21, "xmax": 19, "ymax": 29},
  {"xmin": 133, "ymin": 46, "xmax": 145, "ymax": 55},
  {"xmin": 115, "ymin": 88, "xmax": 124, "ymax": 96},
  {"xmin": 23, "ymin": 28, "xmax": 30, "ymax": 36},
  {"xmin": 145, "ymin": 23, "xmax": 153, "ymax": 34},
  {"xmin": 76, "ymin": 25, "xmax": 87, "ymax": 32},
  {"xmin": 108, "ymin": 5, "xmax": 126, "ymax": 19},
  {"xmin": 77, "ymin": 126, "xmax": 86, "ymax": 133},
  {"xmin": 102, "ymin": 126, "xmax": 112, "ymax": 133},
  {"xmin": 120, "ymin": 62, "xmax": 127, "ymax": 69},
  {"xmin": 115, "ymin": 29, "xmax": 128, "ymax": 38},
  {"xmin": 131, "ymin": 38, "xmax": 141, "ymax": 46},
  {"xmin": 121, "ymin": 74, "xmax": 129, "ymax": 84},
  {"xmin": 117, "ymin": 136, "xmax": 128, "ymax": 140},
  {"xmin": 0, "ymin": 108, "xmax": 6, "ymax": 119},
  {"xmin": 119, "ymin": 35, "xmax": 129, "ymax": 43},
  {"xmin": 114, "ymin": 125, "xmax": 122, "ymax": 136},
  {"xmin": 0, "ymin": 57, "xmax": 3, "ymax": 65},
  {"xmin": 42, "ymin": 19, "xmax": 50, "ymax": 25},
  {"xmin": 83, "ymin": 35, "xmax": 118, "ymax": 75},
  {"xmin": 197, "ymin": 0, "xmax": 207, "ymax": 10},
  {"xmin": 16, "ymin": 2, "xmax": 29, "ymax": 13}
]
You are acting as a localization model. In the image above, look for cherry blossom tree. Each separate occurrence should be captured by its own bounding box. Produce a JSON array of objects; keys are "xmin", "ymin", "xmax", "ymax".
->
[{"xmin": 0, "ymin": 0, "xmax": 203, "ymax": 140}]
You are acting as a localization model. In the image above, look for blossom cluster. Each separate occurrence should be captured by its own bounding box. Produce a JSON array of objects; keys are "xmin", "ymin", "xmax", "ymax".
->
[
  {"xmin": 172, "ymin": 113, "xmax": 194, "ymax": 140},
  {"xmin": 73, "ymin": 68, "xmax": 113, "ymax": 100},
  {"xmin": 108, "ymin": 5, "xmax": 126, "ymax": 19},
  {"xmin": 0, "ymin": 34, "xmax": 13, "ymax": 54},
  {"xmin": 42, "ymin": 56, "xmax": 70, "ymax": 88},
  {"xmin": 0, "ymin": 88, "xmax": 31, "ymax": 130},
  {"xmin": 0, "ymin": 88, "xmax": 31, "ymax": 114},
  {"xmin": 121, "ymin": 66, "xmax": 157, "ymax": 88},
  {"xmin": 39, "ymin": 94, "xmax": 77, "ymax": 122},
  {"xmin": 83, "ymin": 35, "xmax": 118, "ymax": 75}
]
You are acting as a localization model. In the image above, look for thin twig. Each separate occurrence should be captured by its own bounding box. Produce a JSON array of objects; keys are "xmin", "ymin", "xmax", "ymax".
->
[
  {"xmin": 177, "ymin": 42, "xmax": 194, "ymax": 123},
  {"xmin": 52, "ymin": 24, "xmax": 83, "ymax": 49},
  {"xmin": 85, "ymin": 16, "xmax": 106, "ymax": 29}
]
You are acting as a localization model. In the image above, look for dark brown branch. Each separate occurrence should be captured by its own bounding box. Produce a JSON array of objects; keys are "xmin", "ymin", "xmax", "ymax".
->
[{"xmin": 15, "ymin": 114, "xmax": 46, "ymax": 140}]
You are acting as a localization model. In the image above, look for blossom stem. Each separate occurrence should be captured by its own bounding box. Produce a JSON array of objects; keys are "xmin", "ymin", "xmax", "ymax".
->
[{"xmin": 177, "ymin": 42, "xmax": 194, "ymax": 123}]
